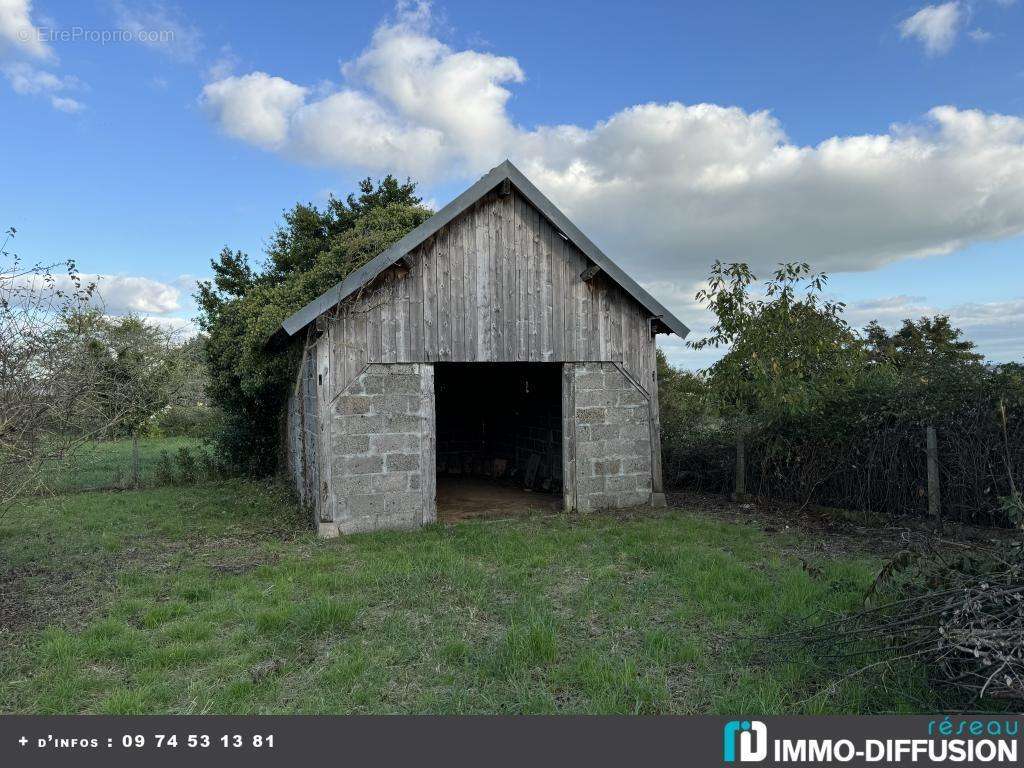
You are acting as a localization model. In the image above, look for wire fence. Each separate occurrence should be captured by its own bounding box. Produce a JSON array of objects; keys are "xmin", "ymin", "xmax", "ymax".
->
[
  {"xmin": 42, "ymin": 437, "xmax": 209, "ymax": 493},
  {"xmin": 663, "ymin": 398, "xmax": 1023, "ymax": 527}
]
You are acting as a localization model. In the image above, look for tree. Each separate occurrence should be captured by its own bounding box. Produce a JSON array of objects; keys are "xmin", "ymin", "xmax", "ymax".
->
[
  {"xmin": 656, "ymin": 349, "xmax": 709, "ymax": 427},
  {"xmin": 196, "ymin": 176, "xmax": 432, "ymax": 474},
  {"xmin": 0, "ymin": 227, "xmax": 96, "ymax": 509},
  {"xmin": 689, "ymin": 261, "xmax": 861, "ymax": 420},
  {"xmin": 864, "ymin": 316, "xmax": 983, "ymax": 371},
  {"xmin": 46, "ymin": 311, "xmax": 197, "ymax": 439}
]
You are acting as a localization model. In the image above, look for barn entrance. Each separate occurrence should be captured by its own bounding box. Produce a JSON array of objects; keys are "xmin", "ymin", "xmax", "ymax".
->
[{"xmin": 434, "ymin": 362, "xmax": 563, "ymax": 522}]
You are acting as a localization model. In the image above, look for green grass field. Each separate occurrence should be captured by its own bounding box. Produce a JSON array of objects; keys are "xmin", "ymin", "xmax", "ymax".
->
[
  {"xmin": 0, "ymin": 442, "xmax": 931, "ymax": 714},
  {"xmin": 46, "ymin": 437, "xmax": 203, "ymax": 492}
]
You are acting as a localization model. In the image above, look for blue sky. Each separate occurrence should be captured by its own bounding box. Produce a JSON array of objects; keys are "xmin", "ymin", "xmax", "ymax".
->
[{"xmin": 2, "ymin": 0, "xmax": 1022, "ymax": 368}]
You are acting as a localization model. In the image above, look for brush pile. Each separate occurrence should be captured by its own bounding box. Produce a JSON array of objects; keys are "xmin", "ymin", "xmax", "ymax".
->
[{"xmin": 784, "ymin": 533, "xmax": 1023, "ymax": 705}]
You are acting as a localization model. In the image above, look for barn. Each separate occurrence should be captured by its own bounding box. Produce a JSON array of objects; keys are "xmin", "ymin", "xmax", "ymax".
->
[{"xmin": 281, "ymin": 160, "xmax": 689, "ymax": 536}]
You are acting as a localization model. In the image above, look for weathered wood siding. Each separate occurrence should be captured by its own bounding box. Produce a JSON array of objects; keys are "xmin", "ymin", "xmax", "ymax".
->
[
  {"xmin": 285, "ymin": 343, "xmax": 321, "ymax": 520},
  {"xmin": 326, "ymin": 188, "xmax": 657, "ymax": 401}
]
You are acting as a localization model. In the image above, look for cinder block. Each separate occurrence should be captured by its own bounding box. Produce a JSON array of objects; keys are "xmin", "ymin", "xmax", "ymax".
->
[
  {"xmin": 347, "ymin": 493, "xmax": 385, "ymax": 517},
  {"xmin": 590, "ymin": 423, "xmax": 621, "ymax": 440},
  {"xmin": 577, "ymin": 407, "xmax": 607, "ymax": 424},
  {"xmin": 606, "ymin": 408, "xmax": 628, "ymax": 424},
  {"xmin": 606, "ymin": 474, "xmax": 639, "ymax": 492},
  {"xmin": 623, "ymin": 456, "xmax": 652, "ymax": 474},
  {"xmin": 337, "ymin": 395, "xmax": 371, "ymax": 415},
  {"xmin": 386, "ymin": 453, "xmax": 420, "ymax": 471},
  {"xmin": 360, "ymin": 375, "xmax": 386, "ymax": 395},
  {"xmin": 576, "ymin": 389, "xmax": 617, "ymax": 408},
  {"xmin": 317, "ymin": 522, "xmax": 340, "ymax": 538},
  {"xmin": 617, "ymin": 387, "xmax": 647, "ymax": 406},
  {"xmin": 336, "ymin": 434, "xmax": 370, "ymax": 454},
  {"xmin": 585, "ymin": 492, "xmax": 616, "ymax": 510},
  {"xmin": 603, "ymin": 369, "xmax": 628, "ymax": 389},
  {"xmin": 384, "ymin": 375, "xmax": 422, "ymax": 394},
  {"xmin": 338, "ymin": 414, "xmax": 385, "ymax": 435},
  {"xmin": 370, "ymin": 434, "xmax": 407, "ymax": 453},
  {"xmin": 578, "ymin": 475, "xmax": 607, "ymax": 494},
  {"xmin": 381, "ymin": 394, "xmax": 415, "ymax": 414},
  {"xmin": 336, "ymin": 474, "xmax": 371, "ymax": 495},
  {"xmin": 344, "ymin": 455, "xmax": 384, "ymax": 475},
  {"xmin": 386, "ymin": 414, "xmax": 421, "ymax": 432},
  {"xmin": 372, "ymin": 473, "xmax": 409, "ymax": 493},
  {"xmin": 575, "ymin": 370, "xmax": 606, "ymax": 390}
]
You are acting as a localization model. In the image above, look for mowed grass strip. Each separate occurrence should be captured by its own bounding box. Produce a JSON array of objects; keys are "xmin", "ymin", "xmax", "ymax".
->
[{"xmin": 0, "ymin": 480, "xmax": 931, "ymax": 714}]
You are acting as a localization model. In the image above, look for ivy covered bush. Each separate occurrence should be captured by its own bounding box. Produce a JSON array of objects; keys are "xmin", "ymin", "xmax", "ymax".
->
[{"xmin": 195, "ymin": 177, "xmax": 431, "ymax": 475}]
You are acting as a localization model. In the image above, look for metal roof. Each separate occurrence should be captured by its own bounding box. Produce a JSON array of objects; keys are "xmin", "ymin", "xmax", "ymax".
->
[{"xmin": 280, "ymin": 159, "xmax": 689, "ymax": 338}]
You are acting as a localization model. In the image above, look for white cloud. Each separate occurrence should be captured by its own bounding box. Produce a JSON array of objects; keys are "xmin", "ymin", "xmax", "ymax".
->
[
  {"xmin": 6, "ymin": 271, "xmax": 183, "ymax": 317},
  {"xmin": 0, "ymin": 0, "xmax": 52, "ymax": 60},
  {"xmin": 899, "ymin": 2, "xmax": 963, "ymax": 55},
  {"xmin": 86, "ymin": 274, "xmax": 182, "ymax": 315},
  {"xmin": 0, "ymin": 2, "xmax": 87, "ymax": 112},
  {"xmin": 200, "ymin": 1, "xmax": 522, "ymax": 177},
  {"xmin": 112, "ymin": 1, "xmax": 202, "ymax": 62},
  {"xmin": 200, "ymin": 72, "xmax": 308, "ymax": 149},
  {"xmin": 138, "ymin": 314, "xmax": 198, "ymax": 338},
  {"xmin": 198, "ymin": 3, "xmax": 1024, "ymax": 291},
  {"xmin": 2, "ymin": 60, "xmax": 83, "ymax": 111},
  {"xmin": 199, "ymin": 1, "xmax": 1024, "ymax": 365},
  {"xmin": 2, "ymin": 60, "xmax": 73, "ymax": 93},
  {"xmin": 49, "ymin": 94, "xmax": 82, "ymax": 112},
  {"xmin": 968, "ymin": 27, "xmax": 993, "ymax": 42}
]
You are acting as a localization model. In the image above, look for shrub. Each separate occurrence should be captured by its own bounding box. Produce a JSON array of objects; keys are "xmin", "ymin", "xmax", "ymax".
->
[{"xmin": 146, "ymin": 405, "xmax": 222, "ymax": 439}]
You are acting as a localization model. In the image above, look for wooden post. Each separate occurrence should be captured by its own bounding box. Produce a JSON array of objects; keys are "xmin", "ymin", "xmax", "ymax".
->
[
  {"xmin": 131, "ymin": 434, "xmax": 140, "ymax": 489},
  {"xmin": 734, "ymin": 428, "xmax": 746, "ymax": 502},
  {"xmin": 561, "ymin": 363, "xmax": 577, "ymax": 512},
  {"xmin": 926, "ymin": 425, "xmax": 940, "ymax": 528}
]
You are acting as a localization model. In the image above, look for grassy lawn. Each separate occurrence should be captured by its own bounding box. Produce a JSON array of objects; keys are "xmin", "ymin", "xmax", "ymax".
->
[
  {"xmin": 45, "ymin": 437, "xmax": 204, "ymax": 492},
  {"xmin": 0, "ymin": 464, "xmax": 931, "ymax": 714}
]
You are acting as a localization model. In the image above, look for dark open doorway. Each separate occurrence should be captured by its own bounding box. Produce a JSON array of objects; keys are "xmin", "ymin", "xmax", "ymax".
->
[{"xmin": 434, "ymin": 362, "xmax": 563, "ymax": 521}]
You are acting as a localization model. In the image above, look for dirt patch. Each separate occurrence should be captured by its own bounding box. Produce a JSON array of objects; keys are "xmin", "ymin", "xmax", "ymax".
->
[
  {"xmin": 437, "ymin": 477, "xmax": 562, "ymax": 523},
  {"xmin": 0, "ymin": 560, "xmax": 118, "ymax": 635},
  {"xmin": 1, "ymin": 528, "xmax": 290, "ymax": 636}
]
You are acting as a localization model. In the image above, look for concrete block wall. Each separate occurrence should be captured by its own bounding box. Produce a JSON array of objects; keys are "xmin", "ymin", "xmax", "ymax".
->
[
  {"xmin": 328, "ymin": 363, "xmax": 435, "ymax": 534},
  {"xmin": 572, "ymin": 362, "xmax": 653, "ymax": 511}
]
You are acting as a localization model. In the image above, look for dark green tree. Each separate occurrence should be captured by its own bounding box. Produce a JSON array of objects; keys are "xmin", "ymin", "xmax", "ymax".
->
[
  {"xmin": 864, "ymin": 316, "xmax": 984, "ymax": 371},
  {"xmin": 195, "ymin": 176, "xmax": 431, "ymax": 474}
]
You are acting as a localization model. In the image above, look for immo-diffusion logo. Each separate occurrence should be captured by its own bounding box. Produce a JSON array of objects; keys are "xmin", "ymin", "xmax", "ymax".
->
[{"xmin": 724, "ymin": 720, "xmax": 768, "ymax": 762}]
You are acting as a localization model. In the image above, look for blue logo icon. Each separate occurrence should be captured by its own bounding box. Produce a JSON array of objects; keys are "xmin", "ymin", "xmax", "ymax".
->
[{"xmin": 724, "ymin": 720, "xmax": 768, "ymax": 762}]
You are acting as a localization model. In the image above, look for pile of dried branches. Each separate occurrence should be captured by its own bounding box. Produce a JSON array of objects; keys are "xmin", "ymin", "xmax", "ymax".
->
[{"xmin": 779, "ymin": 534, "xmax": 1023, "ymax": 706}]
